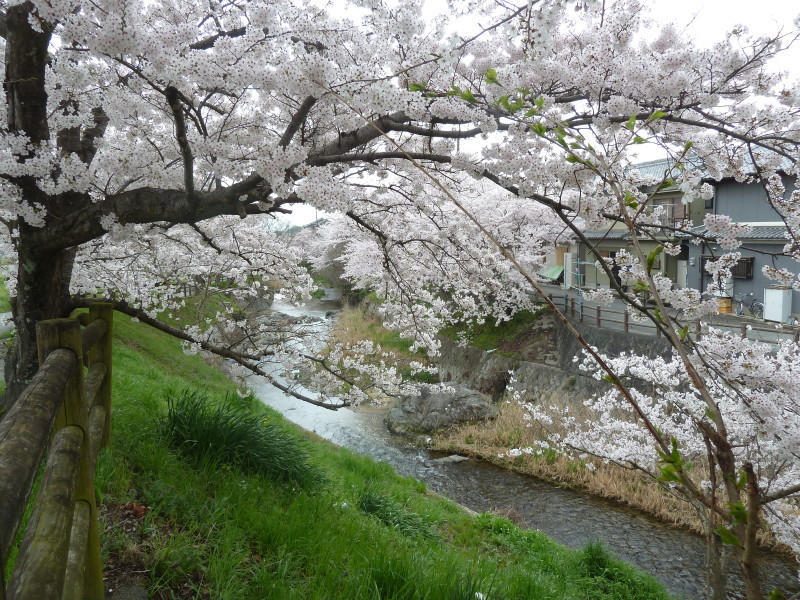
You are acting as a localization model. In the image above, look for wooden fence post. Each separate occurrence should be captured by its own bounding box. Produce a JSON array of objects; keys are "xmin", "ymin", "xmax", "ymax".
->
[
  {"xmin": 595, "ymin": 306, "xmax": 600, "ymax": 328},
  {"xmin": 623, "ymin": 311, "xmax": 629, "ymax": 333},
  {"xmin": 88, "ymin": 303, "xmax": 113, "ymax": 448},
  {"xmin": 33, "ymin": 318, "xmax": 103, "ymax": 600}
]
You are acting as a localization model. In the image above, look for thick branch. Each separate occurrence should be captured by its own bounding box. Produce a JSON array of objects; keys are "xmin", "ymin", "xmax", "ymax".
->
[
  {"xmin": 165, "ymin": 86, "xmax": 196, "ymax": 205},
  {"xmin": 0, "ymin": 9, "xmax": 8, "ymax": 40},
  {"xmin": 189, "ymin": 26, "xmax": 247, "ymax": 50},
  {"xmin": 279, "ymin": 96, "xmax": 317, "ymax": 148}
]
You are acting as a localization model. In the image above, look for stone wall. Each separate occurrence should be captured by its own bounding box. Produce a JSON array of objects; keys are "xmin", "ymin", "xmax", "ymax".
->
[
  {"xmin": 556, "ymin": 320, "xmax": 674, "ymax": 371},
  {"xmin": 436, "ymin": 334, "xmax": 610, "ymax": 410},
  {"xmin": 436, "ymin": 312, "xmax": 674, "ymax": 410}
]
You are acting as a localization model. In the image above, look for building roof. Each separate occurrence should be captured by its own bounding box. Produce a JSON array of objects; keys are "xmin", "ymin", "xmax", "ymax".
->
[
  {"xmin": 584, "ymin": 224, "xmax": 788, "ymax": 243},
  {"xmin": 630, "ymin": 158, "xmax": 683, "ymax": 182},
  {"xmin": 689, "ymin": 225, "xmax": 788, "ymax": 241},
  {"xmin": 581, "ymin": 229, "xmax": 630, "ymax": 240}
]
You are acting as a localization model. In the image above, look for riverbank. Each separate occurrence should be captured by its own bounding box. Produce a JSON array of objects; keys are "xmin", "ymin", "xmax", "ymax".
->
[
  {"xmin": 2, "ymin": 310, "xmax": 675, "ymax": 599},
  {"xmin": 331, "ymin": 305, "xmax": 701, "ymax": 532},
  {"xmin": 327, "ymin": 304, "xmax": 800, "ymax": 592}
]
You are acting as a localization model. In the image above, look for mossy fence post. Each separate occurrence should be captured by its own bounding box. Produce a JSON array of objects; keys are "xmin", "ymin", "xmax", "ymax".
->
[{"xmin": 0, "ymin": 302, "xmax": 113, "ymax": 600}]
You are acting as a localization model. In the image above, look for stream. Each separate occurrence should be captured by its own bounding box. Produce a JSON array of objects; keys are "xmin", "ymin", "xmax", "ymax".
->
[{"xmin": 252, "ymin": 299, "xmax": 798, "ymax": 600}]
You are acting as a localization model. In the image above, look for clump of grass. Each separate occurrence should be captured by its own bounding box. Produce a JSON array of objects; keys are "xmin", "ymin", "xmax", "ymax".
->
[
  {"xmin": 357, "ymin": 485, "xmax": 439, "ymax": 540},
  {"xmin": 575, "ymin": 542, "xmax": 666, "ymax": 600},
  {"xmin": 440, "ymin": 307, "xmax": 547, "ymax": 354},
  {"xmin": 160, "ymin": 388, "xmax": 325, "ymax": 489}
]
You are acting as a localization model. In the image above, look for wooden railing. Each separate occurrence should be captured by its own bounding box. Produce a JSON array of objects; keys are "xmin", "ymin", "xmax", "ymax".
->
[
  {"xmin": 0, "ymin": 303, "xmax": 113, "ymax": 600},
  {"xmin": 548, "ymin": 293, "xmax": 800, "ymax": 344}
]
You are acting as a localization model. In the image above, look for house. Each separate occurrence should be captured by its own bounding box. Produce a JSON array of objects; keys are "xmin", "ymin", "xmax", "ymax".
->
[
  {"xmin": 568, "ymin": 158, "xmax": 710, "ymax": 291},
  {"xmin": 541, "ymin": 158, "xmax": 798, "ymax": 321},
  {"xmin": 686, "ymin": 175, "xmax": 798, "ymax": 320}
]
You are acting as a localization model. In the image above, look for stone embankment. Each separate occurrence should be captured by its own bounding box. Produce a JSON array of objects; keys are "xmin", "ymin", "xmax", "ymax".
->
[{"xmin": 387, "ymin": 311, "xmax": 674, "ymax": 433}]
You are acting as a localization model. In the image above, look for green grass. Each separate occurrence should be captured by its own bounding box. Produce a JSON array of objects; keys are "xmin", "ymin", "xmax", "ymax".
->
[
  {"xmin": 0, "ymin": 282, "xmax": 10, "ymax": 313},
  {"xmin": 441, "ymin": 308, "xmax": 546, "ymax": 354},
  {"xmin": 161, "ymin": 388, "xmax": 325, "ymax": 488},
  {"xmin": 88, "ymin": 311, "xmax": 675, "ymax": 599}
]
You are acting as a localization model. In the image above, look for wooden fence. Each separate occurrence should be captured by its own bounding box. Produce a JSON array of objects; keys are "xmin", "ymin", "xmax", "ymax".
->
[
  {"xmin": 0, "ymin": 303, "xmax": 113, "ymax": 600},
  {"xmin": 548, "ymin": 293, "xmax": 800, "ymax": 344}
]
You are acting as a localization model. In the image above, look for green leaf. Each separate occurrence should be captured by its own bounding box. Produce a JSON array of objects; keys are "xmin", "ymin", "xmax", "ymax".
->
[
  {"xmin": 530, "ymin": 122, "xmax": 547, "ymax": 136},
  {"xmin": 713, "ymin": 526, "xmax": 741, "ymax": 547},
  {"xmin": 737, "ymin": 470, "xmax": 748, "ymax": 490},
  {"xmin": 408, "ymin": 82, "xmax": 427, "ymax": 92},
  {"xmin": 768, "ymin": 588, "xmax": 787, "ymax": 600},
  {"xmin": 602, "ymin": 374, "xmax": 614, "ymax": 384},
  {"xmin": 633, "ymin": 136, "xmax": 647, "ymax": 144},
  {"xmin": 678, "ymin": 325, "xmax": 690, "ymax": 340},
  {"xmin": 534, "ymin": 96, "xmax": 545, "ymax": 109},
  {"xmin": 670, "ymin": 437, "xmax": 681, "ymax": 463},
  {"xmin": 653, "ymin": 308, "xmax": 663, "ymax": 324},
  {"xmin": 729, "ymin": 502, "xmax": 747, "ymax": 526},
  {"xmin": 624, "ymin": 114, "xmax": 637, "ymax": 131},
  {"xmin": 657, "ymin": 465, "xmax": 682, "ymax": 483},
  {"xmin": 484, "ymin": 68, "xmax": 499, "ymax": 85},
  {"xmin": 459, "ymin": 89, "xmax": 477, "ymax": 103},
  {"xmin": 565, "ymin": 154, "xmax": 581, "ymax": 164},
  {"xmin": 524, "ymin": 108, "xmax": 539, "ymax": 118},
  {"xmin": 684, "ymin": 141, "xmax": 693, "ymax": 151},
  {"xmin": 646, "ymin": 246, "xmax": 664, "ymax": 272},
  {"xmin": 649, "ymin": 109, "xmax": 667, "ymax": 121},
  {"xmin": 447, "ymin": 85, "xmax": 462, "ymax": 97}
]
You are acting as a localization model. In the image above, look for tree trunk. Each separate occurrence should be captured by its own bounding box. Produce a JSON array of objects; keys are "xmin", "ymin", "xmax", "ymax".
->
[{"xmin": 2, "ymin": 239, "xmax": 76, "ymax": 411}]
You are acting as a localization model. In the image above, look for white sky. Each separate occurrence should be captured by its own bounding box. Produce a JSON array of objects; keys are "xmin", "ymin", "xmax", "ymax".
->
[{"xmin": 279, "ymin": 0, "xmax": 800, "ymax": 225}]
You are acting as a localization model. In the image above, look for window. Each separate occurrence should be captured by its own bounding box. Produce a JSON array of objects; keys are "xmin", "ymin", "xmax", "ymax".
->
[
  {"xmin": 731, "ymin": 256, "xmax": 755, "ymax": 279},
  {"xmin": 701, "ymin": 255, "xmax": 754, "ymax": 279}
]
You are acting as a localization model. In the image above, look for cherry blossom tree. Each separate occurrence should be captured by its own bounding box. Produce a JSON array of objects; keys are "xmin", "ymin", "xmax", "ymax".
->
[
  {"xmin": 307, "ymin": 3, "xmax": 800, "ymax": 598},
  {"xmin": 0, "ymin": 0, "xmax": 517, "ymax": 403},
  {"xmin": 1, "ymin": 0, "xmax": 800, "ymax": 596}
]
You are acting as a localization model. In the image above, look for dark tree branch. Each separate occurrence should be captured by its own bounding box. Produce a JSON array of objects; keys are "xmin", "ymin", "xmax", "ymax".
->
[
  {"xmin": 72, "ymin": 297, "xmax": 351, "ymax": 410},
  {"xmin": 189, "ymin": 26, "xmax": 247, "ymax": 50},
  {"xmin": 0, "ymin": 8, "xmax": 8, "ymax": 40},
  {"xmin": 387, "ymin": 122, "xmax": 504, "ymax": 138},
  {"xmin": 165, "ymin": 86, "xmax": 196, "ymax": 206},
  {"xmin": 279, "ymin": 95, "xmax": 317, "ymax": 148},
  {"xmin": 345, "ymin": 210, "xmax": 388, "ymax": 241}
]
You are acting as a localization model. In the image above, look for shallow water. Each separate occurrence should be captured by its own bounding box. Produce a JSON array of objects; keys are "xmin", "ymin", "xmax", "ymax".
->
[{"xmin": 251, "ymin": 299, "xmax": 799, "ymax": 600}]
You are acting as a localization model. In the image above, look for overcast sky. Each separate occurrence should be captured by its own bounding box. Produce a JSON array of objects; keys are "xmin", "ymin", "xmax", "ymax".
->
[{"xmin": 279, "ymin": 0, "xmax": 800, "ymax": 225}]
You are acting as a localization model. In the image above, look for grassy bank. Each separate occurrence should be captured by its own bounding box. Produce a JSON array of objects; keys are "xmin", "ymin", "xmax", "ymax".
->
[{"xmin": 90, "ymin": 312, "xmax": 675, "ymax": 599}]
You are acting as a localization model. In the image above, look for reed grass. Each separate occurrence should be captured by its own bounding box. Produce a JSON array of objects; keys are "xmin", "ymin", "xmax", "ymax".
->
[{"xmin": 432, "ymin": 401, "xmax": 704, "ymax": 533}]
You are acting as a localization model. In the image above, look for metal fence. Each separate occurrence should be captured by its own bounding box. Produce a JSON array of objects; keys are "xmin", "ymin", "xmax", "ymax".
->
[{"xmin": 547, "ymin": 293, "xmax": 800, "ymax": 345}]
